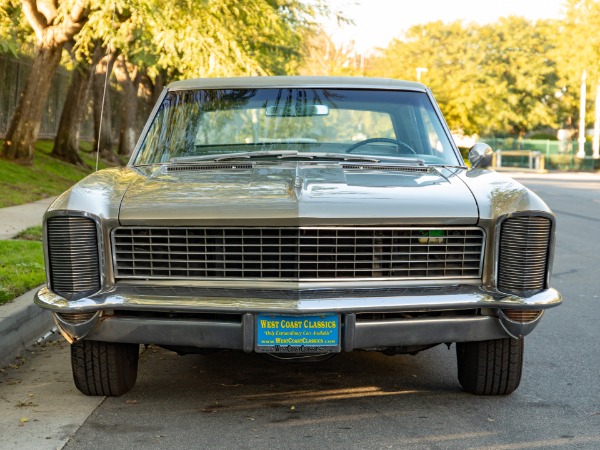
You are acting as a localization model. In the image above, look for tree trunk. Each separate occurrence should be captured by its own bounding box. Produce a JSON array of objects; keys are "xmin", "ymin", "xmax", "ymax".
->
[
  {"xmin": 52, "ymin": 62, "xmax": 92, "ymax": 167},
  {"xmin": 52, "ymin": 46, "xmax": 104, "ymax": 168},
  {"xmin": 1, "ymin": 43, "xmax": 63, "ymax": 165},
  {"xmin": 117, "ymin": 82, "xmax": 139, "ymax": 157},
  {"xmin": 115, "ymin": 57, "xmax": 141, "ymax": 158},
  {"xmin": 93, "ymin": 52, "xmax": 119, "ymax": 163},
  {"xmin": 152, "ymin": 70, "xmax": 166, "ymax": 104}
]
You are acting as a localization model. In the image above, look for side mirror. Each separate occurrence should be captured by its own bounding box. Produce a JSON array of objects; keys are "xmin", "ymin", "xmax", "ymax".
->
[{"xmin": 468, "ymin": 143, "xmax": 493, "ymax": 168}]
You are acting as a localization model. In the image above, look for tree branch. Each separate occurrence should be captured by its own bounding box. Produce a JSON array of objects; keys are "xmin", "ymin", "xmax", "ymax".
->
[
  {"xmin": 69, "ymin": 0, "xmax": 87, "ymax": 24},
  {"xmin": 113, "ymin": 54, "xmax": 129, "ymax": 83},
  {"xmin": 22, "ymin": 0, "xmax": 49, "ymax": 41},
  {"xmin": 36, "ymin": 0, "xmax": 58, "ymax": 24},
  {"xmin": 55, "ymin": 0, "xmax": 88, "ymax": 44}
]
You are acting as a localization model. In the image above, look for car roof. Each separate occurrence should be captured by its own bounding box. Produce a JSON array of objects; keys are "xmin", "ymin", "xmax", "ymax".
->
[{"xmin": 167, "ymin": 76, "xmax": 426, "ymax": 92}]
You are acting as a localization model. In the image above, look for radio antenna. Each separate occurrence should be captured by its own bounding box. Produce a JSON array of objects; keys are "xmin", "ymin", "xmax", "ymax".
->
[{"xmin": 96, "ymin": 3, "xmax": 116, "ymax": 172}]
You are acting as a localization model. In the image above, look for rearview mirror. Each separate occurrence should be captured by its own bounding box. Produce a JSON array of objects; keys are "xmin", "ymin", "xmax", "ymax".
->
[
  {"xmin": 265, "ymin": 104, "xmax": 329, "ymax": 117},
  {"xmin": 468, "ymin": 143, "xmax": 493, "ymax": 168}
]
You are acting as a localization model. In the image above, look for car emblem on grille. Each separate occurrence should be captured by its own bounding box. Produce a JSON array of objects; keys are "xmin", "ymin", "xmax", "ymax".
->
[{"xmin": 418, "ymin": 230, "xmax": 446, "ymax": 245}]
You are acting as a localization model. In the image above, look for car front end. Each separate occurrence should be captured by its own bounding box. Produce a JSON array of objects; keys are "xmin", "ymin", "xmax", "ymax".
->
[{"xmin": 35, "ymin": 76, "xmax": 561, "ymax": 396}]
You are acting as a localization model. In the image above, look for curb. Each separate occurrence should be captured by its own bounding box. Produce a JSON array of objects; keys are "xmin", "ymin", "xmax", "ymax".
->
[{"xmin": 0, "ymin": 285, "xmax": 54, "ymax": 367}]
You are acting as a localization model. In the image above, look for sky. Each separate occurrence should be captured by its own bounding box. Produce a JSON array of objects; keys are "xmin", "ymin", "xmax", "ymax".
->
[{"xmin": 324, "ymin": 0, "xmax": 566, "ymax": 54}]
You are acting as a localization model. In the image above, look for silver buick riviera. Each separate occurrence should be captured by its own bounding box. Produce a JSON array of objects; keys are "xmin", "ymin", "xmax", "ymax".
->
[{"xmin": 36, "ymin": 77, "xmax": 561, "ymax": 396}]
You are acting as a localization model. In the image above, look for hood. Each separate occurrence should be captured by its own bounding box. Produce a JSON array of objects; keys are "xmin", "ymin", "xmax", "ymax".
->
[{"xmin": 118, "ymin": 163, "xmax": 479, "ymax": 226}]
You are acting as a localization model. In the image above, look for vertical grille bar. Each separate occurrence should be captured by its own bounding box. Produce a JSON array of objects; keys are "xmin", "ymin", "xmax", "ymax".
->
[
  {"xmin": 498, "ymin": 216, "xmax": 551, "ymax": 295},
  {"xmin": 47, "ymin": 216, "xmax": 100, "ymax": 299}
]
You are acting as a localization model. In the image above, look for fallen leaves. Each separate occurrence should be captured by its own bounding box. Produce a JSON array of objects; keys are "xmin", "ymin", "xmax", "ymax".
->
[
  {"xmin": 15, "ymin": 393, "xmax": 38, "ymax": 407},
  {"xmin": 15, "ymin": 400, "xmax": 38, "ymax": 407}
]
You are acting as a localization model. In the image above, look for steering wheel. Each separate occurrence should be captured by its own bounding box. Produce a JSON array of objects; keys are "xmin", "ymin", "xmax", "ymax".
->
[{"xmin": 345, "ymin": 137, "xmax": 417, "ymax": 154}]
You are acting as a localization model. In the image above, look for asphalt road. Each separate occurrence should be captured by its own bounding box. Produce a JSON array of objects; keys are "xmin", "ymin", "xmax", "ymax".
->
[{"xmin": 2, "ymin": 173, "xmax": 599, "ymax": 450}]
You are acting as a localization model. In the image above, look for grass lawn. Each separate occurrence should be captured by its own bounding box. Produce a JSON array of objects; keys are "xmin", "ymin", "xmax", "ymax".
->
[
  {"xmin": 14, "ymin": 225, "xmax": 43, "ymax": 241},
  {"xmin": 0, "ymin": 227, "xmax": 45, "ymax": 305},
  {"xmin": 0, "ymin": 139, "xmax": 121, "ymax": 304},
  {"xmin": 0, "ymin": 140, "xmax": 115, "ymax": 208}
]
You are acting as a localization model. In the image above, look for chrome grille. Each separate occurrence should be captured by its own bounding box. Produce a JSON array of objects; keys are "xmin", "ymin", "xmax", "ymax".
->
[
  {"xmin": 47, "ymin": 217, "xmax": 100, "ymax": 299},
  {"xmin": 498, "ymin": 216, "xmax": 551, "ymax": 295},
  {"xmin": 113, "ymin": 227, "xmax": 484, "ymax": 281}
]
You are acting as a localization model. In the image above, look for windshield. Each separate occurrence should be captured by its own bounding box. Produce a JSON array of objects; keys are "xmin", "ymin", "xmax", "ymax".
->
[{"xmin": 132, "ymin": 88, "xmax": 461, "ymax": 166}]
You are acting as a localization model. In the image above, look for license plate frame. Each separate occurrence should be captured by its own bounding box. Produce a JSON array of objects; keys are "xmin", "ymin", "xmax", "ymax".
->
[{"xmin": 255, "ymin": 313, "xmax": 341, "ymax": 353}]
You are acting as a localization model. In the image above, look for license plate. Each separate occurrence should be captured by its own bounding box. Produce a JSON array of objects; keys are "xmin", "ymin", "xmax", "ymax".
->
[{"xmin": 255, "ymin": 314, "xmax": 340, "ymax": 353}]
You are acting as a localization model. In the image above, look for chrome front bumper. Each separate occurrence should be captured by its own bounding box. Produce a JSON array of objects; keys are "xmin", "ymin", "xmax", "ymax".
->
[{"xmin": 35, "ymin": 285, "xmax": 562, "ymax": 349}]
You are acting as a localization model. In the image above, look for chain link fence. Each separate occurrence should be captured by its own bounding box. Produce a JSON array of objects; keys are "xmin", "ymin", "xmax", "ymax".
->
[{"xmin": 480, "ymin": 137, "xmax": 598, "ymax": 171}]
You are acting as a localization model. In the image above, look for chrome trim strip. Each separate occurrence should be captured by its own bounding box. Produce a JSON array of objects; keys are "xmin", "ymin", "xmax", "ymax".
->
[
  {"xmin": 35, "ymin": 286, "xmax": 562, "ymax": 314},
  {"xmin": 115, "ymin": 278, "xmax": 482, "ymax": 290},
  {"xmin": 128, "ymin": 87, "xmax": 168, "ymax": 166}
]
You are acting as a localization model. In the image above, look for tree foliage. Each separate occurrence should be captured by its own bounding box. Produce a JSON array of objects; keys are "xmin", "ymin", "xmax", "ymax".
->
[
  {"xmin": 72, "ymin": 0, "xmax": 324, "ymax": 80},
  {"xmin": 368, "ymin": 18, "xmax": 560, "ymax": 136},
  {"xmin": 0, "ymin": 0, "xmax": 33, "ymax": 55},
  {"xmin": 554, "ymin": 0, "xmax": 600, "ymax": 126},
  {"xmin": 298, "ymin": 30, "xmax": 364, "ymax": 76},
  {"xmin": 1, "ymin": 0, "xmax": 89, "ymax": 165},
  {"xmin": 4, "ymin": 0, "xmax": 600, "ymax": 163},
  {"xmin": 1, "ymin": 0, "xmax": 329, "ymax": 165}
]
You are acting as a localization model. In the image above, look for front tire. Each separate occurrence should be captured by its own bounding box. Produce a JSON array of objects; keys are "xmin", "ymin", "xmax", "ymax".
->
[
  {"xmin": 456, "ymin": 338, "xmax": 523, "ymax": 395},
  {"xmin": 71, "ymin": 340, "xmax": 139, "ymax": 396}
]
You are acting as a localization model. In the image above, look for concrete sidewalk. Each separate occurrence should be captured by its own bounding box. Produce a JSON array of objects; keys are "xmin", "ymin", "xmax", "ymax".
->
[
  {"xmin": 0, "ymin": 197, "xmax": 56, "ymax": 366},
  {"xmin": 0, "ymin": 196, "xmax": 56, "ymax": 239}
]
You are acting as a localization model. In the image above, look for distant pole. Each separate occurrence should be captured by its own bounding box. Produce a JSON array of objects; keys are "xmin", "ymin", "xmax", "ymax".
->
[
  {"xmin": 593, "ymin": 79, "xmax": 600, "ymax": 159},
  {"xmin": 577, "ymin": 70, "xmax": 587, "ymax": 159},
  {"xmin": 416, "ymin": 67, "xmax": 428, "ymax": 82},
  {"xmin": 360, "ymin": 53, "xmax": 365, "ymax": 76}
]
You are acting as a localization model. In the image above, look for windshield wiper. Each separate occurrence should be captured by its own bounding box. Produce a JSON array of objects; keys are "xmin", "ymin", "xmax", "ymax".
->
[
  {"xmin": 429, "ymin": 163, "xmax": 467, "ymax": 169},
  {"xmin": 171, "ymin": 151, "xmax": 383, "ymax": 164},
  {"xmin": 170, "ymin": 151, "xmax": 430, "ymax": 165},
  {"xmin": 171, "ymin": 151, "xmax": 297, "ymax": 164},
  {"xmin": 297, "ymin": 153, "xmax": 428, "ymax": 165},
  {"xmin": 278, "ymin": 152, "xmax": 382, "ymax": 162}
]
